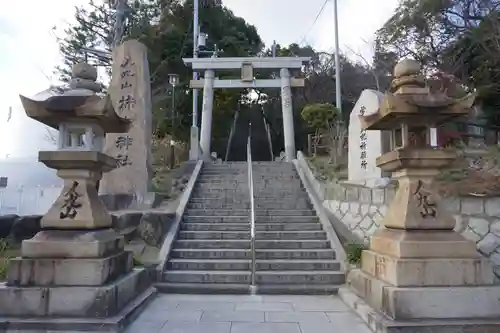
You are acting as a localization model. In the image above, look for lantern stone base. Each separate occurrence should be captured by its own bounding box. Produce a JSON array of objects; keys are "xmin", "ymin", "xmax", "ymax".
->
[
  {"xmin": 349, "ymin": 269, "xmax": 500, "ymax": 320},
  {"xmin": 342, "ymin": 228, "xmax": 500, "ymax": 332},
  {"xmin": 0, "ymin": 229, "xmax": 155, "ymax": 331},
  {"xmin": 339, "ymin": 286, "xmax": 500, "ymax": 333}
]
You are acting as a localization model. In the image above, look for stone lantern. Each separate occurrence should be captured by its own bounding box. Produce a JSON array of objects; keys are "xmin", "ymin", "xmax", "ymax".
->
[
  {"xmin": 345, "ymin": 59, "xmax": 500, "ymax": 332},
  {"xmin": 0, "ymin": 63, "xmax": 151, "ymax": 328}
]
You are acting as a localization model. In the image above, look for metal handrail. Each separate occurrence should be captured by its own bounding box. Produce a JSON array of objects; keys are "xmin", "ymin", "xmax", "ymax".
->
[{"xmin": 246, "ymin": 123, "xmax": 256, "ymax": 288}]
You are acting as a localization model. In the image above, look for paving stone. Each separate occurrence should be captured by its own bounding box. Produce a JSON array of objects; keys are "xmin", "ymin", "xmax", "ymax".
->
[
  {"xmin": 300, "ymin": 322, "xmax": 371, "ymax": 333},
  {"xmin": 160, "ymin": 322, "xmax": 231, "ymax": 333},
  {"xmin": 235, "ymin": 302, "xmax": 293, "ymax": 311},
  {"xmin": 201, "ymin": 310, "xmax": 264, "ymax": 322},
  {"xmin": 230, "ymin": 322, "xmax": 301, "ymax": 333},
  {"xmin": 291, "ymin": 298, "xmax": 350, "ymax": 312},
  {"xmin": 176, "ymin": 301, "xmax": 235, "ymax": 311},
  {"xmin": 124, "ymin": 319, "xmax": 166, "ymax": 333},
  {"xmin": 141, "ymin": 310, "xmax": 202, "ymax": 322},
  {"xmin": 265, "ymin": 311, "xmax": 330, "ymax": 323}
]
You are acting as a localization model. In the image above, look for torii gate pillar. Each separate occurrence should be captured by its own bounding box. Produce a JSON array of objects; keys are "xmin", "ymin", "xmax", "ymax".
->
[
  {"xmin": 199, "ymin": 69, "xmax": 215, "ymax": 160},
  {"xmin": 280, "ymin": 68, "xmax": 295, "ymax": 161}
]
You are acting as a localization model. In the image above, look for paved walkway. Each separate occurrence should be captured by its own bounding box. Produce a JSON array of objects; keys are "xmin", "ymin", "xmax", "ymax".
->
[{"xmin": 125, "ymin": 294, "xmax": 371, "ymax": 333}]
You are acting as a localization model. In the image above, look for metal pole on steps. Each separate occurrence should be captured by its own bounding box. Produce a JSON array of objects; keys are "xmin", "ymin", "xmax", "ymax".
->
[{"xmin": 247, "ymin": 123, "xmax": 257, "ymax": 294}]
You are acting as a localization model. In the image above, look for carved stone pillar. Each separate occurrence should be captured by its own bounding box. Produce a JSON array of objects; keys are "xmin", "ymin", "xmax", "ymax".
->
[
  {"xmin": 200, "ymin": 69, "xmax": 215, "ymax": 160},
  {"xmin": 280, "ymin": 68, "xmax": 296, "ymax": 161}
]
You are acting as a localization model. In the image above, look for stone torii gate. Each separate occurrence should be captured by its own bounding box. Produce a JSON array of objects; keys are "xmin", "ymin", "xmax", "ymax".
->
[{"xmin": 183, "ymin": 57, "xmax": 311, "ymax": 161}]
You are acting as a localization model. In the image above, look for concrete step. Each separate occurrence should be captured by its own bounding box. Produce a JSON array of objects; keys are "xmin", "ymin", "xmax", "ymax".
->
[
  {"xmin": 174, "ymin": 240, "xmax": 250, "ymax": 249},
  {"xmin": 256, "ymin": 249, "xmax": 336, "ymax": 260},
  {"xmin": 185, "ymin": 202, "xmax": 312, "ymax": 210},
  {"xmin": 252, "ymin": 176, "xmax": 301, "ymax": 181},
  {"xmin": 155, "ymin": 282, "xmax": 342, "ymax": 295},
  {"xmin": 192, "ymin": 187, "xmax": 305, "ymax": 193},
  {"xmin": 256, "ymin": 259, "xmax": 341, "ymax": 271},
  {"xmin": 183, "ymin": 216, "xmax": 248, "ymax": 223},
  {"xmin": 184, "ymin": 209, "xmax": 249, "ymax": 217},
  {"xmin": 256, "ymin": 210, "xmax": 315, "ymax": 216},
  {"xmin": 188, "ymin": 196, "xmax": 309, "ymax": 203},
  {"xmin": 178, "ymin": 231, "xmax": 250, "ymax": 240},
  {"xmin": 255, "ymin": 284, "xmax": 341, "ymax": 295},
  {"xmin": 189, "ymin": 194, "xmax": 309, "ymax": 201},
  {"xmin": 255, "ymin": 240, "xmax": 330, "ymax": 249},
  {"xmin": 180, "ymin": 222, "xmax": 322, "ymax": 232},
  {"xmin": 181, "ymin": 223, "xmax": 250, "ymax": 231},
  {"xmin": 255, "ymin": 231, "xmax": 327, "ymax": 240},
  {"xmin": 170, "ymin": 249, "xmax": 250, "ymax": 259},
  {"xmin": 255, "ymin": 223, "xmax": 323, "ymax": 231},
  {"xmin": 185, "ymin": 209, "xmax": 316, "ymax": 217},
  {"xmin": 155, "ymin": 282, "xmax": 251, "ymax": 294},
  {"xmin": 196, "ymin": 179, "xmax": 247, "ymax": 184},
  {"xmin": 186, "ymin": 202, "xmax": 251, "ymax": 209},
  {"xmin": 163, "ymin": 270, "xmax": 251, "ymax": 284},
  {"xmin": 255, "ymin": 216, "xmax": 319, "ymax": 222},
  {"xmin": 256, "ymin": 271, "xmax": 345, "ymax": 285},
  {"xmin": 167, "ymin": 259, "xmax": 251, "ymax": 270},
  {"xmin": 183, "ymin": 215, "xmax": 318, "ymax": 223}
]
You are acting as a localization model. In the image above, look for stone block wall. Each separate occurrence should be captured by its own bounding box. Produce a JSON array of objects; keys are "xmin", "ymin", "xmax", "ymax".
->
[
  {"xmin": 322, "ymin": 183, "xmax": 394, "ymax": 243},
  {"xmin": 322, "ymin": 182, "xmax": 500, "ymax": 276}
]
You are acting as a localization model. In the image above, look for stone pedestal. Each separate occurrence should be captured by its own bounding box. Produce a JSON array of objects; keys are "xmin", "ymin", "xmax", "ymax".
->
[
  {"xmin": 0, "ymin": 229, "xmax": 151, "ymax": 322},
  {"xmin": 346, "ymin": 150, "xmax": 500, "ymax": 332},
  {"xmin": 0, "ymin": 152, "xmax": 152, "ymax": 329}
]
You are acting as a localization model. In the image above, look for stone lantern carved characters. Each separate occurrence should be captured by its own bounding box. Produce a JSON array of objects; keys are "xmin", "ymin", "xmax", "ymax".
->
[
  {"xmin": 413, "ymin": 179, "xmax": 437, "ymax": 218},
  {"xmin": 117, "ymin": 56, "xmax": 137, "ymax": 115},
  {"xmin": 60, "ymin": 181, "xmax": 82, "ymax": 219}
]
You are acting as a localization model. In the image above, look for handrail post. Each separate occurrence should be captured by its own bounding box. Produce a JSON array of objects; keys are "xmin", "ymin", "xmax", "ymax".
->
[{"xmin": 247, "ymin": 123, "xmax": 256, "ymax": 289}]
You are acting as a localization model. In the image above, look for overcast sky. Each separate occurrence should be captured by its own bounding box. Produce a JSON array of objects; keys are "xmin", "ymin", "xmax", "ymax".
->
[{"xmin": 0, "ymin": 0, "xmax": 399, "ymax": 161}]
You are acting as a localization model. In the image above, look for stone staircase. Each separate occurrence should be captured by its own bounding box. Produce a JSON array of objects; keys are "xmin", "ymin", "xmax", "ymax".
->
[
  {"xmin": 252, "ymin": 162, "xmax": 344, "ymax": 294},
  {"xmin": 156, "ymin": 161, "xmax": 344, "ymax": 294}
]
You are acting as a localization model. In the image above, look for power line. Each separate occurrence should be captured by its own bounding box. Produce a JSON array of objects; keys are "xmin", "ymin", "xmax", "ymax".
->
[{"xmin": 298, "ymin": 0, "xmax": 329, "ymax": 46}]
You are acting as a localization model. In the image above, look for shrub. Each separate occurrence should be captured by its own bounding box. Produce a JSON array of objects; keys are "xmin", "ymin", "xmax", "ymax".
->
[{"xmin": 345, "ymin": 242, "xmax": 367, "ymax": 266}]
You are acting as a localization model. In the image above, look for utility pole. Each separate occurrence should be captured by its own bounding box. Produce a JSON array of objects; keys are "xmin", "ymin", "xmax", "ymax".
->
[
  {"xmin": 110, "ymin": 0, "xmax": 131, "ymax": 47},
  {"xmin": 333, "ymin": 0, "xmax": 342, "ymax": 113},
  {"xmin": 190, "ymin": 0, "xmax": 200, "ymax": 160}
]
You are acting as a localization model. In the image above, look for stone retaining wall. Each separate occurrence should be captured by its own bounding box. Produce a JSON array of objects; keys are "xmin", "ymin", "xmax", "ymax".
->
[
  {"xmin": 296, "ymin": 151, "xmax": 500, "ymax": 277},
  {"xmin": 321, "ymin": 182, "xmax": 500, "ymax": 277}
]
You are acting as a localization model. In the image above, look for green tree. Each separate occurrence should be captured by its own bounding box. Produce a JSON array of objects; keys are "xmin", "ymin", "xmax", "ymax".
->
[
  {"xmin": 376, "ymin": 0, "xmax": 500, "ymax": 121},
  {"xmin": 301, "ymin": 103, "xmax": 339, "ymax": 130},
  {"xmin": 54, "ymin": 0, "xmax": 263, "ymax": 143},
  {"xmin": 301, "ymin": 103, "xmax": 345, "ymax": 164}
]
